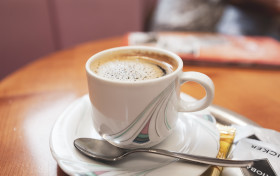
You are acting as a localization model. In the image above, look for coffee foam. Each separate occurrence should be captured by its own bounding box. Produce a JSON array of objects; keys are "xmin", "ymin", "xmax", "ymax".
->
[{"xmin": 91, "ymin": 56, "xmax": 173, "ymax": 82}]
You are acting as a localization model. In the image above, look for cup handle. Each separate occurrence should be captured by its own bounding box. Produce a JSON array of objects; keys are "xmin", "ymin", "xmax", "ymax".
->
[{"xmin": 178, "ymin": 71, "xmax": 214, "ymax": 112}]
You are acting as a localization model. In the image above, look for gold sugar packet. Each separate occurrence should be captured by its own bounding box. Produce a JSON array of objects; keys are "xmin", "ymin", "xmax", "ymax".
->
[{"xmin": 201, "ymin": 125, "xmax": 236, "ymax": 176}]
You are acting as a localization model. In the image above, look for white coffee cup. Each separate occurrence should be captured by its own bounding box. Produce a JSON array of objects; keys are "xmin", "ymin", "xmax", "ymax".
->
[{"xmin": 86, "ymin": 46, "xmax": 214, "ymax": 149}]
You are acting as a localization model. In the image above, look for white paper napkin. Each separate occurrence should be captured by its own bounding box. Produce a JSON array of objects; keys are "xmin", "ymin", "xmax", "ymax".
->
[{"xmin": 222, "ymin": 125, "xmax": 280, "ymax": 176}]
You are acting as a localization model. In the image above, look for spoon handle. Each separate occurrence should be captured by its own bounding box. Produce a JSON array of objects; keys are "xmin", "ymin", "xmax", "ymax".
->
[{"xmin": 129, "ymin": 148, "xmax": 254, "ymax": 167}]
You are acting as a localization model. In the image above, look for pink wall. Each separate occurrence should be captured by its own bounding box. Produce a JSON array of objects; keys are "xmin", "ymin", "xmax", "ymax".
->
[
  {"xmin": 0, "ymin": 0, "xmax": 56, "ymax": 80},
  {"xmin": 0, "ymin": 0, "xmax": 157, "ymax": 80},
  {"xmin": 53, "ymin": 0, "xmax": 143, "ymax": 49}
]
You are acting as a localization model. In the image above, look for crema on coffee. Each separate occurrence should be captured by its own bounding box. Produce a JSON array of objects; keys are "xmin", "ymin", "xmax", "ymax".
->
[{"xmin": 90, "ymin": 56, "xmax": 175, "ymax": 82}]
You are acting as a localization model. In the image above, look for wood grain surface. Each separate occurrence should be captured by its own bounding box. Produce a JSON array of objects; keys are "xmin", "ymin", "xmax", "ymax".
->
[{"xmin": 0, "ymin": 36, "xmax": 279, "ymax": 175}]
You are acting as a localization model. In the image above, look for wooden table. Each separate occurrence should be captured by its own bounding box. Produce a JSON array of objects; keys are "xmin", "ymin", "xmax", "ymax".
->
[{"xmin": 0, "ymin": 36, "xmax": 279, "ymax": 175}]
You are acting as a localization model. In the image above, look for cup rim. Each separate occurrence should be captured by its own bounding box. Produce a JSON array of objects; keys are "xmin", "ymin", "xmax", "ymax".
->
[{"xmin": 85, "ymin": 46, "xmax": 183, "ymax": 85}]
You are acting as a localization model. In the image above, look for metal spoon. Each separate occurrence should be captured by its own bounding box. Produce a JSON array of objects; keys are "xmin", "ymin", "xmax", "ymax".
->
[{"xmin": 74, "ymin": 138, "xmax": 256, "ymax": 167}]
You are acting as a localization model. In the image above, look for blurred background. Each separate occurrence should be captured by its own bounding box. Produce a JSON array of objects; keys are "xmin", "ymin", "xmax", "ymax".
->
[{"xmin": 0, "ymin": 0, "xmax": 279, "ymax": 80}]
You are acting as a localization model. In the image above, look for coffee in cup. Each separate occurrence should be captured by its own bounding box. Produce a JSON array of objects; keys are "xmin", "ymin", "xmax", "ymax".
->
[{"xmin": 89, "ymin": 51, "xmax": 178, "ymax": 82}]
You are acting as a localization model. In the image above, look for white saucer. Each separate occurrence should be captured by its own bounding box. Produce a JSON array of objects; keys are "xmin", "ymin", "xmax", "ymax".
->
[{"xmin": 50, "ymin": 93, "xmax": 220, "ymax": 176}]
